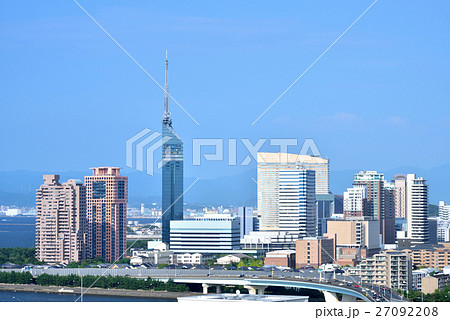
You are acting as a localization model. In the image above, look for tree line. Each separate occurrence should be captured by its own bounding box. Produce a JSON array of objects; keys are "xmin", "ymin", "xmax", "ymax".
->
[
  {"xmin": 0, "ymin": 271, "xmax": 189, "ymax": 292},
  {"xmin": 404, "ymin": 286, "xmax": 450, "ymax": 302},
  {"xmin": 0, "ymin": 248, "xmax": 42, "ymax": 266}
]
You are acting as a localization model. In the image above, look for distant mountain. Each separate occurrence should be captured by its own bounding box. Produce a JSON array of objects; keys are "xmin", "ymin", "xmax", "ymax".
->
[{"xmin": 0, "ymin": 164, "xmax": 448, "ymax": 207}]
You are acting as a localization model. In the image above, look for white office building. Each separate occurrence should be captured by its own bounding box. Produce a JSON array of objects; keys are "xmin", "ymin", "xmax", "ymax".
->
[
  {"xmin": 257, "ymin": 152, "xmax": 329, "ymax": 231},
  {"xmin": 343, "ymin": 184, "xmax": 367, "ymax": 217},
  {"xmin": 278, "ymin": 170, "xmax": 316, "ymax": 238},
  {"xmin": 439, "ymin": 201, "xmax": 450, "ymax": 221},
  {"xmin": 406, "ymin": 174, "xmax": 429, "ymax": 244},
  {"xmin": 170, "ymin": 219, "xmax": 241, "ymax": 254},
  {"xmin": 130, "ymin": 245, "xmax": 174, "ymax": 265},
  {"xmin": 241, "ymin": 231, "xmax": 297, "ymax": 251},
  {"xmin": 437, "ymin": 219, "xmax": 450, "ymax": 242},
  {"xmin": 176, "ymin": 253, "xmax": 204, "ymax": 265}
]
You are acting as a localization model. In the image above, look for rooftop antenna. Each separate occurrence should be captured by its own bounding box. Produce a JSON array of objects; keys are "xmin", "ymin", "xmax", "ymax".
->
[{"xmin": 163, "ymin": 50, "xmax": 172, "ymax": 126}]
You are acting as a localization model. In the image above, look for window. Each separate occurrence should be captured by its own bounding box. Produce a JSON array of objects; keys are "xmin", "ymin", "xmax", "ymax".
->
[
  {"xmin": 118, "ymin": 181, "xmax": 125, "ymax": 199},
  {"xmin": 92, "ymin": 181, "xmax": 106, "ymax": 199}
]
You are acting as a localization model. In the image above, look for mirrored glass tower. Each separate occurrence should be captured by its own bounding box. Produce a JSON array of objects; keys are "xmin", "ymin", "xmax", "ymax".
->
[{"xmin": 161, "ymin": 52, "xmax": 184, "ymax": 245}]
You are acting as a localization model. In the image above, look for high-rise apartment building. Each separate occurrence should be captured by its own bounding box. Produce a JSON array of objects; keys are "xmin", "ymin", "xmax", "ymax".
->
[
  {"xmin": 394, "ymin": 175, "xmax": 407, "ymax": 219},
  {"xmin": 85, "ymin": 167, "xmax": 128, "ymax": 262},
  {"xmin": 343, "ymin": 184, "xmax": 367, "ymax": 218},
  {"xmin": 35, "ymin": 175, "xmax": 86, "ymax": 263},
  {"xmin": 161, "ymin": 53, "xmax": 184, "ymax": 245},
  {"xmin": 353, "ymin": 171, "xmax": 384, "ymax": 219},
  {"xmin": 439, "ymin": 201, "xmax": 450, "ymax": 221},
  {"xmin": 278, "ymin": 170, "xmax": 316, "ymax": 238},
  {"xmin": 406, "ymin": 174, "xmax": 429, "ymax": 244},
  {"xmin": 257, "ymin": 152, "xmax": 328, "ymax": 231},
  {"xmin": 353, "ymin": 171, "xmax": 395, "ymax": 244},
  {"xmin": 383, "ymin": 181, "xmax": 396, "ymax": 244}
]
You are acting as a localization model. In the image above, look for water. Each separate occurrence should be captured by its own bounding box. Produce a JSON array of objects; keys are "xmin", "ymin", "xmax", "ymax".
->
[
  {"xmin": 0, "ymin": 290, "xmax": 175, "ymax": 302},
  {"xmin": 0, "ymin": 216, "xmax": 36, "ymax": 247},
  {"xmin": 0, "ymin": 216, "xmax": 159, "ymax": 248},
  {"xmin": 127, "ymin": 217, "xmax": 159, "ymax": 225}
]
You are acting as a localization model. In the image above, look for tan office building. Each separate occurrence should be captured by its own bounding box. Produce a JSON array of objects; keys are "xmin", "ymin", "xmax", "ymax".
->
[
  {"xmin": 295, "ymin": 237, "xmax": 334, "ymax": 267},
  {"xmin": 35, "ymin": 175, "xmax": 86, "ymax": 263},
  {"xmin": 264, "ymin": 250, "xmax": 296, "ymax": 268},
  {"xmin": 326, "ymin": 219, "xmax": 380, "ymax": 265}
]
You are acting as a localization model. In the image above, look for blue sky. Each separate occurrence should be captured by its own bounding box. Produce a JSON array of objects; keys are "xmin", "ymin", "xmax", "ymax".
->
[{"xmin": 1, "ymin": 1, "xmax": 449, "ymax": 184}]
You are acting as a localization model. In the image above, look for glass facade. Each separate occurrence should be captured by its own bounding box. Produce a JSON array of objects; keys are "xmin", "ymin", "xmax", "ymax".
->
[
  {"xmin": 118, "ymin": 181, "xmax": 125, "ymax": 199},
  {"xmin": 162, "ymin": 123, "xmax": 184, "ymax": 244},
  {"xmin": 92, "ymin": 181, "xmax": 106, "ymax": 199}
]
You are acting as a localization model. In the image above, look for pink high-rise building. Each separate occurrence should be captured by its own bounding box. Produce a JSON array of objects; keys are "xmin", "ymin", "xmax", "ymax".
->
[
  {"xmin": 394, "ymin": 174, "xmax": 407, "ymax": 219},
  {"xmin": 85, "ymin": 167, "xmax": 128, "ymax": 262},
  {"xmin": 35, "ymin": 175, "xmax": 86, "ymax": 263}
]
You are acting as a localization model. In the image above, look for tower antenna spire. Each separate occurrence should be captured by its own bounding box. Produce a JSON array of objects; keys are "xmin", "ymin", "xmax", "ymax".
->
[{"xmin": 163, "ymin": 50, "xmax": 172, "ymax": 126}]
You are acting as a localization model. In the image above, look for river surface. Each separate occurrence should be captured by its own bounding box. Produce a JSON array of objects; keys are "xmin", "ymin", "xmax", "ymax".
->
[{"xmin": 0, "ymin": 290, "xmax": 175, "ymax": 302}]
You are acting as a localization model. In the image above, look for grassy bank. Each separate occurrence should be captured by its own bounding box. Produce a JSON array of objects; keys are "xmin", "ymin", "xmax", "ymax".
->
[{"xmin": 0, "ymin": 271, "xmax": 189, "ymax": 292}]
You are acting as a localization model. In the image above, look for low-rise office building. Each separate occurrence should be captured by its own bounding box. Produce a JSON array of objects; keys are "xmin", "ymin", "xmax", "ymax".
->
[
  {"xmin": 264, "ymin": 250, "xmax": 296, "ymax": 268},
  {"xmin": 130, "ymin": 249, "xmax": 174, "ymax": 265},
  {"xmin": 295, "ymin": 237, "xmax": 335, "ymax": 268},
  {"xmin": 422, "ymin": 273, "xmax": 450, "ymax": 294},
  {"xmin": 241, "ymin": 231, "xmax": 297, "ymax": 251},
  {"xmin": 176, "ymin": 253, "xmax": 204, "ymax": 265},
  {"xmin": 412, "ymin": 268, "xmax": 437, "ymax": 291},
  {"xmin": 170, "ymin": 219, "xmax": 241, "ymax": 254},
  {"xmin": 216, "ymin": 253, "xmax": 252, "ymax": 265}
]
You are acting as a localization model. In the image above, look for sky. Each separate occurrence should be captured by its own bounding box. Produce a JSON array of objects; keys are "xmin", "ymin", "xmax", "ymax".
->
[{"xmin": 1, "ymin": 1, "xmax": 449, "ymax": 184}]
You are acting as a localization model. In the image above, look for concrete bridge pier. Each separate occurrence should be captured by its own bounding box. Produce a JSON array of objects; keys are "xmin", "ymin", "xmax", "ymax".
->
[
  {"xmin": 321, "ymin": 291, "xmax": 357, "ymax": 302},
  {"xmin": 341, "ymin": 294, "xmax": 357, "ymax": 302},
  {"xmin": 321, "ymin": 291, "xmax": 339, "ymax": 302},
  {"xmin": 202, "ymin": 284, "xmax": 221, "ymax": 294},
  {"xmin": 244, "ymin": 285, "xmax": 268, "ymax": 295}
]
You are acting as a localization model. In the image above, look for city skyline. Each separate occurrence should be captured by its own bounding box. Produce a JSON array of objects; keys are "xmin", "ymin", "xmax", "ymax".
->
[
  {"xmin": 1, "ymin": 1, "xmax": 449, "ymax": 186},
  {"xmin": 2, "ymin": 1, "xmax": 450, "ymax": 308}
]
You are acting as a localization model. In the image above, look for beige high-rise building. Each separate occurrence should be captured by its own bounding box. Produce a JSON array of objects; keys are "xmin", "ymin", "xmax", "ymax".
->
[
  {"xmin": 85, "ymin": 167, "xmax": 128, "ymax": 262},
  {"xmin": 257, "ymin": 152, "xmax": 329, "ymax": 231},
  {"xmin": 35, "ymin": 175, "xmax": 86, "ymax": 263}
]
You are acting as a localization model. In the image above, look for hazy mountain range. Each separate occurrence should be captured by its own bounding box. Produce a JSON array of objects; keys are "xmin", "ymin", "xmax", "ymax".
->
[{"xmin": 0, "ymin": 164, "xmax": 448, "ymax": 207}]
